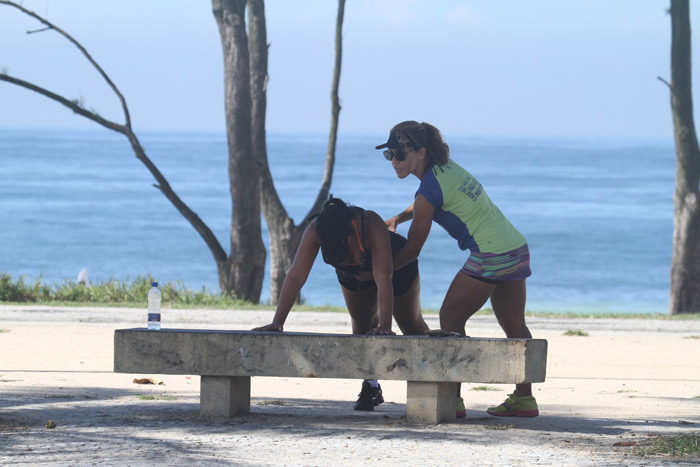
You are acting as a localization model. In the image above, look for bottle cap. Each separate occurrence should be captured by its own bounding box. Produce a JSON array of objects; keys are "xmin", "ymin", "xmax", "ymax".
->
[{"xmin": 151, "ymin": 282, "xmax": 158, "ymax": 287}]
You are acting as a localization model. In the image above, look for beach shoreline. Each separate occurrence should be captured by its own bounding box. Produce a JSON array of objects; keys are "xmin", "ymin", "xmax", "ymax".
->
[{"xmin": 1, "ymin": 305, "xmax": 699, "ymax": 465}]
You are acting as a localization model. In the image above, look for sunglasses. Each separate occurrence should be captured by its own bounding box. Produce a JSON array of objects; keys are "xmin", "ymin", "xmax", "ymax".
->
[{"xmin": 383, "ymin": 149, "xmax": 408, "ymax": 162}]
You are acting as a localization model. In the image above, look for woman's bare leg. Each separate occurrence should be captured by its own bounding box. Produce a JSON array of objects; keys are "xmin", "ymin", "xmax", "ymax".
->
[
  {"xmin": 392, "ymin": 273, "xmax": 428, "ymax": 335},
  {"xmin": 490, "ymin": 279, "xmax": 532, "ymax": 396},
  {"xmin": 440, "ymin": 272, "xmax": 496, "ymax": 402},
  {"xmin": 341, "ymin": 284, "xmax": 385, "ymax": 410},
  {"xmin": 439, "ymin": 272, "xmax": 496, "ymax": 334},
  {"xmin": 341, "ymin": 284, "xmax": 379, "ymax": 334}
]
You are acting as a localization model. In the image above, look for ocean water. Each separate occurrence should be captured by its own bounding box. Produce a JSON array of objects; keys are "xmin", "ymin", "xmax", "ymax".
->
[{"xmin": 0, "ymin": 128, "xmax": 675, "ymax": 314}]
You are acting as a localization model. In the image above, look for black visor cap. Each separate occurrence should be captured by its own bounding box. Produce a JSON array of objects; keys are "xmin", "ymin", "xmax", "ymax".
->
[{"xmin": 375, "ymin": 131, "xmax": 402, "ymax": 150}]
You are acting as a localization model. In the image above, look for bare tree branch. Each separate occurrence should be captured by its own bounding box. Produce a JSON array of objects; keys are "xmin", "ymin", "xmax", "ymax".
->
[
  {"xmin": 304, "ymin": 0, "xmax": 345, "ymax": 222},
  {"xmin": 0, "ymin": 73, "xmax": 126, "ymax": 132},
  {"xmin": 0, "ymin": 0, "xmax": 229, "ymax": 269},
  {"xmin": 253, "ymin": 0, "xmax": 346, "ymax": 304},
  {"xmin": 658, "ymin": 75, "xmax": 672, "ymax": 89},
  {"xmin": 0, "ymin": 0, "xmax": 131, "ymax": 127},
  {"xmin": 123, "ymin": 131, "xmax": 229, "ymax": 264},
  {"xmin": 26, "ymin": 26, "xmax": 51, "ymax": 34}
]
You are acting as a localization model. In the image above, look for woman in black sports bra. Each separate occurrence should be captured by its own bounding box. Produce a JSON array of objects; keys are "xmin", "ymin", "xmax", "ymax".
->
[
  {"xmin": 254, "ymin": 196, "xmax": 427, "ymax": 335},
  {"xmin": 253, "ymin": 197, "xmax": 428, "ymax": 411}
]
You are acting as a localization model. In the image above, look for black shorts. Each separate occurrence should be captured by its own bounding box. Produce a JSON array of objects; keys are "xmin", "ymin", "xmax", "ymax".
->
[{"xmin": 336, "ymin": 259, "xmax": 418, "ymax": 296}]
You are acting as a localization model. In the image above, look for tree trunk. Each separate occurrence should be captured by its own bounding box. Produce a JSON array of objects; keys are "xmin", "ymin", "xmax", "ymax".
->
[
  {"xmin": 247, "ymin": 0, "xmax": 298, "ymax": 304},
  {"xmin": 253, "ymin": 0, "xmax": 345, "ymax": 305},
  {"xmin": 668, "ymin": 0, "xmax": 700, "ymax": 314},
  {"xmin": 213, "ymin": 0, "xmax": 266, "ymax": 302}
]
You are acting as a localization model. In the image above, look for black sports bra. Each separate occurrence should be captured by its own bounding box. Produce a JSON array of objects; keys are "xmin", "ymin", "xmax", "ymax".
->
[{"xmin": 335, "ymin": 208, "xmax": 408, "ymax": 277}]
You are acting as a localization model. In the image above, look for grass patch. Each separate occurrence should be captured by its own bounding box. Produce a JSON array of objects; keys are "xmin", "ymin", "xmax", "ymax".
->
[
  {"xmin": 257, "ymin": 400, "xmax": 290, "ymax": 406},
  {"xmin": 471, "ymin": 385, "xmax": 500, "ymax": 391},
  {"xmin": 563, "ymin": 329, "xmax": 589, "ymax": 336},
  {"xmin": 635, "ymin": 433, "xmax": 700, "ymax": 458},
  {"xmin": 137, "ymin": 394, "xmax": 176, "ymax": 401},
  {"xmin": 684, "ymin": 335, "xmax": 700, "ymax": 339},
  {"xmin": 0, "ymin": 329, "xmax": 8, "ymax": 333},
  {"xmin": 484, "ymin": 423, "xmax": 513, "ymax": 430},
  {"xmin": 0, "ymin": 273, "xmax": 251, "ymax": 308}
]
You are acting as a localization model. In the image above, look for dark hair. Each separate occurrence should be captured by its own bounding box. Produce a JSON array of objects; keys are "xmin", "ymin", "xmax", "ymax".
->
[
  {"xmin": 315, "ymin": 196, "xmax": 355, "ymax": 266},
  {"xmin": 391, "ymin": 120, "xmax": 450, "ymax": 165}
]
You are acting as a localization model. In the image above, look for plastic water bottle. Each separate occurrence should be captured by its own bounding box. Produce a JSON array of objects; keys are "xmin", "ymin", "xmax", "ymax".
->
[{"xmin": 147, "ymin": 282, "xmax": 161, "ymax": 330}]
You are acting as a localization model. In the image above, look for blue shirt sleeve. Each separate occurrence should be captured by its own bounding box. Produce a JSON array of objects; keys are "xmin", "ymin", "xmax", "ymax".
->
[{"xmin": 416, "ymin": 168, "xmax": 443, "ymax": 209}]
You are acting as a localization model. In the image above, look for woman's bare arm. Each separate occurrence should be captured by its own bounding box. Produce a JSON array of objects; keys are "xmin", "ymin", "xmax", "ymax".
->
[{"xmin": 252, "ymin": 222, "xmax": 320, "ymax": 331}]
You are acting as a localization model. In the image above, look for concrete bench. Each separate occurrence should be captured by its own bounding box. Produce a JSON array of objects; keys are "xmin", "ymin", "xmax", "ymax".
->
[{"xmin": 114, "ymin": 329, "xmax": 547, "ymax": 424}]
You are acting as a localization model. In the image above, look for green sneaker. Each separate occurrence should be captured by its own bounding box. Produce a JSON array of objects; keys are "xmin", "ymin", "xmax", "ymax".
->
[
  {"xmin": 487, "ymin": 394, "xmax": 539, "ymax": 417},
  {"xmin": 456, "ymin": 397, "xmax": 466, "ymax": 418}
]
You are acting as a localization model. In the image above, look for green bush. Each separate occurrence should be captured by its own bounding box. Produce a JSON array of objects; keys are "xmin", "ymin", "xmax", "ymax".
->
[
  {"xmin": 635, "ymin": 433, "xmax": 700, "ymax": 458},
  {"xmin": 0, "ymin": 272, "xmax": 250, "ymax": 308},
  {"xmin": 0, "ymin": 273, "xmax": 51, "ymax": 302},
  {"xmin": 563, "ymin": 329, "xmax": 589, "ymax": 336}
]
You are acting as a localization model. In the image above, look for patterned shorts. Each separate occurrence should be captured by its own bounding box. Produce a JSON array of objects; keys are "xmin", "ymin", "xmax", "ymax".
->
[{"xmin": 460, "ymin": 243, "xmax": 532, "ymax": 283}]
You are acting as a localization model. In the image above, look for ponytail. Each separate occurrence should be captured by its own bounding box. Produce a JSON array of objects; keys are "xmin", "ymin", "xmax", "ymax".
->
[{"xmin": 420, "ymin": 122, "xmax": 449, "ymax": 165}]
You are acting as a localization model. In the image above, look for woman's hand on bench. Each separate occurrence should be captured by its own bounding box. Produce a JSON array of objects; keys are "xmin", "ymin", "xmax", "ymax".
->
[
  {"xmin": 252, "ymin": 323, "xmax": 284, "ymax": 332},
  {"xmin": 366, "ymin": 326, "xmax": 396, "ymax": 336}
]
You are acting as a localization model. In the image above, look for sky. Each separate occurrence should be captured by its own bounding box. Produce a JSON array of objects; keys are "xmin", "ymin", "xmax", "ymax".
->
[{"xmin": 0, "ymin": 0, "xmax": 698, "ymax": 139}]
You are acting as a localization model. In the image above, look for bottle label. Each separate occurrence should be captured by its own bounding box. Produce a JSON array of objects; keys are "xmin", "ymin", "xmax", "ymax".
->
[{"xmin": 148, "ymin": 313, "xmax": 161, "ymax": 322}]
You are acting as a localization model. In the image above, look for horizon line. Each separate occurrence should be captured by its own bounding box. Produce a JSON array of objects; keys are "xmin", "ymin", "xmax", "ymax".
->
[{"xmin": 0, "ymin": 124, "xmax": 676, "ymax": 143}]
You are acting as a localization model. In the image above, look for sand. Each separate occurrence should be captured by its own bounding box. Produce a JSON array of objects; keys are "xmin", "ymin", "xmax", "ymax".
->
[{"xmin": 1, "ymin": 304, "xmax": 699, "ymax": 466}]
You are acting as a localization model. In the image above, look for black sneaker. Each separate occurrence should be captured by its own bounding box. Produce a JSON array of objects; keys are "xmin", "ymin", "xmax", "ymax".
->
[{"xmin": 353, "ymin": 381, "xmax": 384, "ymax": 411}]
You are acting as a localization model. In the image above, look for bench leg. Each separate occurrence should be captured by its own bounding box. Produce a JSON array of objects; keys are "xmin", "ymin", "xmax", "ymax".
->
[
  {"xmin": 406, "ymin": 381, "xmax": 458, "ymax": 424},
  {"xmin": 200, "ymin": 375, "xmax": 251, "ymax": 417}
]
